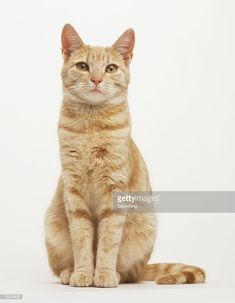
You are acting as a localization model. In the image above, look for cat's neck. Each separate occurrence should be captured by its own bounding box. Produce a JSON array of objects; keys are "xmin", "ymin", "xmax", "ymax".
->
[{"xmin": 59, "ymin": 92, "xmax": 131, "ymax": 134}]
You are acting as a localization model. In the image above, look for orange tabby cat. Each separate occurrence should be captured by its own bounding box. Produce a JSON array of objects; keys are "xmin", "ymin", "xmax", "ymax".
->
[{"xmin": 45, "ymin": 24, "xmax": 205, "ymax": 287}]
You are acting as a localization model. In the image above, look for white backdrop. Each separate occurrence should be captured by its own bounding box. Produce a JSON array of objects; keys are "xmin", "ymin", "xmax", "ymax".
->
[{"xmin": 0, "ymin": 0, "xmax": 234, "ymax": 302}]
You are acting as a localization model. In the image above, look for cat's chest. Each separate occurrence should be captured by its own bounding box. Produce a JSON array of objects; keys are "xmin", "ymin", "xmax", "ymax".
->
[{"xmin": 59, "ymin": 130, "xmax": 124, "ymax": 173}]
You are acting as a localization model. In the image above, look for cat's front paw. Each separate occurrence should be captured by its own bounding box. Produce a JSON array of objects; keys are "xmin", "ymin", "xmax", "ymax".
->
[
  {"xmin": 69, "ymin": 272, "xmax": 93, "ymax": 287},
  {"xmin": 94, "ymin": 270, "xmax": 120, "ymax": 288}
]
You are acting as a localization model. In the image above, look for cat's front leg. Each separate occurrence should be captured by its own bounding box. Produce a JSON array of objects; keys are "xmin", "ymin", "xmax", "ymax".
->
[
  {"xmin": 94, "ymin": 204, "xmax": 126, "ymax": 288},
  {"xmin": 64, "ymin": 188, "xmax": 94, "ymax": 287}
]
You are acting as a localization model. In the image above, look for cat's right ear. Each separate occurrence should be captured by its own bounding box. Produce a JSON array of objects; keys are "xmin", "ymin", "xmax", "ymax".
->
[{"xmin": 61, "ymin": 24, "xmax": 85, "ymax": 61}]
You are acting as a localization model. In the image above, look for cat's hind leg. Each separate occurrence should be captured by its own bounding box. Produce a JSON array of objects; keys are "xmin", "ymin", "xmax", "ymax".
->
[{"xmin": 45, "ymin": 177, "xmax": 74, "ymax": 284}]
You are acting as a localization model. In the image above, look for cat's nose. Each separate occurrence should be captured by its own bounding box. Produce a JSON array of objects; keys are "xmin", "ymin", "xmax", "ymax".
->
[{"xmin": 90, "ymin": 78, "xmax": 103, "ymax": 85}]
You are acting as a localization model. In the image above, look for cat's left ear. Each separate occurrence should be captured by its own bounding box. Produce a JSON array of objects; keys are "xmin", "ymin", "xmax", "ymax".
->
[
  {"xmin": 112, "ymin": 29, "xmax": 135, "ymax": 65},
  {"xmin": 61, "ymin": 23, "xmax": 85, "ymax": 61}
]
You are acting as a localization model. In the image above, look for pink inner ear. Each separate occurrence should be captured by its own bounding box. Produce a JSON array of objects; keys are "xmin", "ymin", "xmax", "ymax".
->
[
  {"xmin": 112, "ymin": 29, "xmax": 135, "ymax": 61},
  {"xmin": 61, "ymin": 24, "xmax": 85, "ymax": 59}
]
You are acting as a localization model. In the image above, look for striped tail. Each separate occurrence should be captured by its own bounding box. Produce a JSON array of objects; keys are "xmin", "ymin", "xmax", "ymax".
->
[{"xmin": 142, "ymin": 263, "xmax": 205, "ymax": 284}]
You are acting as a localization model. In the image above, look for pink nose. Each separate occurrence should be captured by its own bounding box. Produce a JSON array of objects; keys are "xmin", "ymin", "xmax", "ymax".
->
[{"xmin": 91, "ymin": 78, "xmax": 102, "ymax": 85}]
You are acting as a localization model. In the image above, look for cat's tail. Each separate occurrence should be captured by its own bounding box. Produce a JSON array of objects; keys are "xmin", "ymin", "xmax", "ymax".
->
[{"xmin": 142, "ymin": 263, "xmax": 205, "ymax": 284}]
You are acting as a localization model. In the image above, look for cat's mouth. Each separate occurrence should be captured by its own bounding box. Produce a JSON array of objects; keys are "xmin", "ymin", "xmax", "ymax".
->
[{"xmin": 90, "ymin": 88, "xmax": 103, "ymax": 93}]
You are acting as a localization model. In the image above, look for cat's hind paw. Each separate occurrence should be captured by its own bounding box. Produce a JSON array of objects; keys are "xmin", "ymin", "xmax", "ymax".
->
[{"xmin": 60, "ymin": 268, "xmax": 72, "ymax": 285}]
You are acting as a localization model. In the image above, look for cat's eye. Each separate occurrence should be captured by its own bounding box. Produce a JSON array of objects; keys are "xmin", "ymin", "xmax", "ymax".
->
[
  {"xmin": 105, "ymin": 64, "xmax": 118, "ymax": 73},
  {"xmin": 76, "ymin": 62, "xmax": 89, "ymax": 71}
]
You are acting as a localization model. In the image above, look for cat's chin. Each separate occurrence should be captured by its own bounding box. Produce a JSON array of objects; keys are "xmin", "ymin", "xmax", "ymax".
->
[
  {"xmin": 79, "ymin": 91, "xmax": 121, "ymax": 106},
  {"xmin": 84, "ymin": 91, "xmax": 109, "ymax": 105},
  {"xmin": 64, "ymin": 89, "xmax": 125, "ymax": 106}
]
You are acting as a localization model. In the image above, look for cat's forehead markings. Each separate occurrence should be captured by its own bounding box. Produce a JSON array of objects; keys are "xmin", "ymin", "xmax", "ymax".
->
[{"xmin": 87, "ymin": 46, "xmax": 111, "ymax": 63}]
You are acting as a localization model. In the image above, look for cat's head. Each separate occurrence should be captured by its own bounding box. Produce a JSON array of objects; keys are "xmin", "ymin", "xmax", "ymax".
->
[{"xmin": 61, "ymin": 24, "xmax": 135, "ymax": 105}]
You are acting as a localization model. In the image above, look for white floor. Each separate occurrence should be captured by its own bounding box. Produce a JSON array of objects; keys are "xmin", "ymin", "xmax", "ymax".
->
[
  {"xmin": 1, "ymin": 213, "xmax": 235, "ymax": 302},
  {"xmin": 1, "ymin": 280, "xmax": 235, "ymax": 303}
]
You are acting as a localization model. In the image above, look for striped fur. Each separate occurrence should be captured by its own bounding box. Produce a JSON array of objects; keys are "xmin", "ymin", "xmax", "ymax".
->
[
  {"xmin": 143, "ymin": 263, "xmax": 205, "ymax": 284},
  {"xmin": 44, "ymin": 24, "xmax": 205, "ymax": 287}
]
